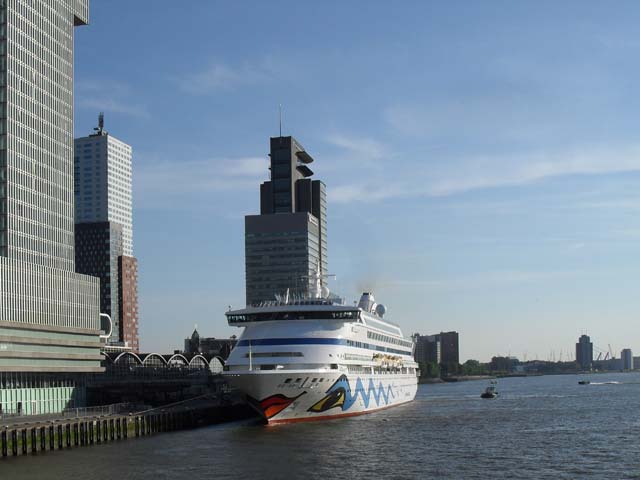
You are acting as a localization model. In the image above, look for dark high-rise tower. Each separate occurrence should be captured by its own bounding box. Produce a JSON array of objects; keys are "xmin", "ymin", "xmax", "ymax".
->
[
  {"xmin": 245, "ymin": 136, "xmax": 327, "ymax": 306},
  {"xmin": 576, "ymin": 334, "xmax": 593, "ymax": 370}
]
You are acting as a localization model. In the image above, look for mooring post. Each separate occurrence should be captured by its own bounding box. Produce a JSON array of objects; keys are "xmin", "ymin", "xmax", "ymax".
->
[
  {"xmin": 11, "ymin": 430, "xmax": 18, "ymax": 456},
  {"xmin": 30, "ymin": 428, "xmax": 36, "ymax": 453},
  {"xmin": 21, "ymin": 429, "xmax": 27, "ymax": 455},
  {"xmin": 65, "ymin": 424, "xmax": 71, "ymax": 448},
  {"xmin": 89, "ymin": 421, "xmax": 94, "ymax": 445},
  {"xmin": 96, "ymin": 419, "xmax": 101, "ymax": 444},
  {"xmin": 110, "ymin": 419, "xmax": 115, "ymax": 440},
  {"xmin": 103, "ymin": 419, "xmax": 108, "ymax": 442},
  {"xmin": 79, "ymin": 422, "xmax": 85, "ymax": 446},
  {"xmin": 57, "ymin": 424, "xmax": 63, "ymax": 450},
  {"xmin": 73, "ymin": 423, "xmax": 79, "ymax": 446},
  {"xmin": 123, "ymin": 418, "xmax": 128, "ymax": 439},
  {"xmin": 49, "ymin": 425, "xmax": 54, "ymax": 451},
  {"xmin": 39, "ymin": 426, "xmax": 45, "ymax": 451},
  {"xmin": 1, "ymin": 428, "xmax": 6, "ymax": 457}
]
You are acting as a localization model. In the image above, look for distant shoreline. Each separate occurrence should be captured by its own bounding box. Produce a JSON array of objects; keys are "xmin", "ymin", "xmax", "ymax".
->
[
  {"xmin": 419, "ymin": 370, "xmax": 639, "ymax": 384},
  {"xmin": 419, "ymin": 375, "xmax": 494, "ymax": 384}
]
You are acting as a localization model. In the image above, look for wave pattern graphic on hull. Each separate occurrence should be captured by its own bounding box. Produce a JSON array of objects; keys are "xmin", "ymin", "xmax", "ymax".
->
[{"xmin": 309, "ymin": 375, "xmax": 396, "ymax": 413}]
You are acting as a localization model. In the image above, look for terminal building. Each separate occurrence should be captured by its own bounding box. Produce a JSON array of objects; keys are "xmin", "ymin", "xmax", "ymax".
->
[
  {"xmin": 245, "ymin": 136, "xmax": 327, "ymax": 306},
  {"xmin": 0, "ymin": 1, "xmax": 104, "ymax": 416},
  {"xmin": 74, "ymin": 114, "xmax": 139, "ymax": 352}
]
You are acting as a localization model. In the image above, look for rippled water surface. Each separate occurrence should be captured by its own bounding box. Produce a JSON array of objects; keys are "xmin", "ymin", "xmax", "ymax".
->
[{"xmin": 4, "ymin": 372, "xmax": 640, "ymax": 479}]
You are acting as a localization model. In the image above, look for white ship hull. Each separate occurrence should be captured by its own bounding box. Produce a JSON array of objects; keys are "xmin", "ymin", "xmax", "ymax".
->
[{"xmin": 225, "ymin": 370, "xmax": 418, "ymax": 424}]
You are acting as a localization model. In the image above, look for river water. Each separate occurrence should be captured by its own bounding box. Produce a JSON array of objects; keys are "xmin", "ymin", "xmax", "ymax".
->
[{"xmin": 3, "ymin": 372, "xmax": 640, "ymax": 479}]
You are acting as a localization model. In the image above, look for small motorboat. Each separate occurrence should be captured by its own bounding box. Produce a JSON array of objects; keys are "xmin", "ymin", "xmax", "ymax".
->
[
  {"xmin": 578, "ymin": 380, "xmax": 590, "ymax": 385},
  {"xmin": 481, "ymin": 385, "xmax": 499, "ymax": 399}
]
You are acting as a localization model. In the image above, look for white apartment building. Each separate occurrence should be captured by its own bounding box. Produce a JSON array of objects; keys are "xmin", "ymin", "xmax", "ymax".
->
[{"xmin": 74, "ymin": 119, "xmax": 133, "ymax": 257}]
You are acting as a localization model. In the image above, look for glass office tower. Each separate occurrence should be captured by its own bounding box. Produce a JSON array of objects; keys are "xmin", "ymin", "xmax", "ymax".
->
[{"xmin": 0, "ymin": 0, "xmax": 103, "ymax": 416}]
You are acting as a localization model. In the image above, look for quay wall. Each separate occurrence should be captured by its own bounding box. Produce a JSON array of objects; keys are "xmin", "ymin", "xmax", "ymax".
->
[{"xmin": 0, "ymin": 402, "xmax": 255, "ymax": 460}]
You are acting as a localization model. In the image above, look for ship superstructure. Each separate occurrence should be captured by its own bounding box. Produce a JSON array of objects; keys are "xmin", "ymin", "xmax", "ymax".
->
[{"xmin": 223, "ymin": 291, "xmax": 419, "ymax": 424}]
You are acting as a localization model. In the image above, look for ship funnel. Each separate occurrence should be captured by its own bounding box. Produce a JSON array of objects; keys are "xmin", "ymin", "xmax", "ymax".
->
[{"xmin": 358, "ymin": 292, "xmax": 376, "ymax": 313}]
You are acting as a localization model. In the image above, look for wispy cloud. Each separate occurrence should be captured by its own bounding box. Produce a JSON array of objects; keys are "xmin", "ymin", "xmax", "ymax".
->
[
  {"xmin": 376, "ymin": 269, "xmax": 581, "ymax": 292},
  {"xmin": 76, "ymin": 79, "xmax": 149, "ymax": 118},
  {"xmin": 326, "ymin": 134, "xmax": 387, "ymax": 162},
  {"xmin": 329, "ymin": 184, "xmax": 404, "ymax": 204},
  {"xmin": 427, "ymin": 145, "xmax": 640, "ymax": 196},
  {"xmin": 79, "ymin": 98, "xmax": 150, "ymax": 119},
  {"xmin": 135, "ymin": 156, "xmax": 268, "ymax": 209},
  {"xmin": 180, "ymin": 60, "xmax": 276, "ymax": 94},
  {"xmin": 329, "ymin": 142, "xmax": 640, "ymax": 203}
]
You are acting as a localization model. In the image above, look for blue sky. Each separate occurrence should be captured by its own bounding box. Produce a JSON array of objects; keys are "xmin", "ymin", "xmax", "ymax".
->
[{"xmin": 74, "ymin": 1, "xmax": 640, "ymax": 361}]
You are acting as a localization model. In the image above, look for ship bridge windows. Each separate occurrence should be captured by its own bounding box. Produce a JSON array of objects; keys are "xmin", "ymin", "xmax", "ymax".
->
[
  {"xmin": 367, "ymin": 331, "xmax": 413, "ymax": 349},
  {"xmin": 227, "ymin": 310, "xmax": 360, "ymax": 323}
]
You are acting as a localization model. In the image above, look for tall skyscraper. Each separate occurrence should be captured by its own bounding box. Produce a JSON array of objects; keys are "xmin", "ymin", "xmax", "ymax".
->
[
  {"xmin": 621, "ymin": 348, "xmax": 633, "ymax": 370},
  {"xmin": 0, "ymin": 0, "xmax": 103, "ymax": 416},
  {"xmin": 74, "ymin": 115, "xmax": 138, "ymax": 351},
  {"xmin": 576, "ymin": 334, "xmax": 593, "ymax": 370},
  {"xmin": 74, "ymin": 114, "xmax": 133, "ymax": 256},
  {"xmin": 245, "ymin": 136, "xmax": 327, "ymax": 305}
]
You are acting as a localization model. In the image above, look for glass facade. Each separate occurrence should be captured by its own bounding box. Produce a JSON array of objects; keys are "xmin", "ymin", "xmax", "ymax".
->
[
  {"xmin": 0, "ymin": 372, "xmax": 85, "ymax": 415},
  {"xmin": 0, "ymin": 0, "xmax": 102, "ymax": 415},
  {"xmin": 0, "ymin": 0, "xmax": 88, "ymax": 270},
  {"xmin": 74, "ymin": 221, "xmax": 123, "ymax": 341},
  {"xmin": 0, "ymin": 256, "xmax": 99, "ymax": 330},
  {"xmin": 245, "ymin": 216, "xmax": 321, "ymax": 304}
]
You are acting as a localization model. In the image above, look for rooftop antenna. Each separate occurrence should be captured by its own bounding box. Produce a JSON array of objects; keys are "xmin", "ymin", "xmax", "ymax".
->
[
  {"xmin": 279, "ymin": 104, "xmax": 282, "ymax": 137},
  {"xmin": 93, "ymin": 112, "xmax": 106, "ymax": 135}
]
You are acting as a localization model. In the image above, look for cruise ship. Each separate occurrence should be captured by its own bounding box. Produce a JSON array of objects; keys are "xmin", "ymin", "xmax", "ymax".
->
[{"xmin": 223, "ymin": 287, "xmax": 419, "ymax": 424}]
